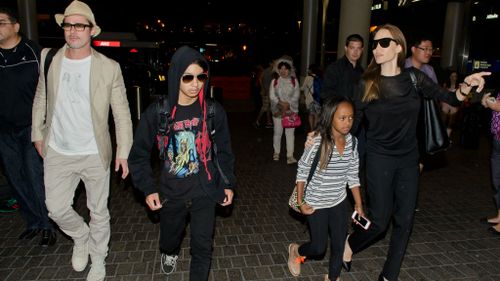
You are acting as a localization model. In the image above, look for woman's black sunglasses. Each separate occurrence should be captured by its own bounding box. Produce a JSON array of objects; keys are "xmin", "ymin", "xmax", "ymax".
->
[
  {"xmin": 371, "ymin": 38, "xmax": 398, "ymax": 50},
  {"xmin": 181, "ymin": 73, "xmax": 208, "ymax": 83}
]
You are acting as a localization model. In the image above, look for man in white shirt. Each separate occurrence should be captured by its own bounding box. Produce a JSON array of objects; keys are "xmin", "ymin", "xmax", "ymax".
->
[{"xmin": 31, "ymin": 1, "xmax": 133, "ymax": 281}]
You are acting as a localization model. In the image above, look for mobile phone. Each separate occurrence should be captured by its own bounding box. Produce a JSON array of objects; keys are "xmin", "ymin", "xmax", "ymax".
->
[
  {"xmin": 351, "ymin": 211, "xmax": 371, "ymax": 230},
  {"xmin": 159, "ymin": 194, "xmax": 168, "ymax": 208}
]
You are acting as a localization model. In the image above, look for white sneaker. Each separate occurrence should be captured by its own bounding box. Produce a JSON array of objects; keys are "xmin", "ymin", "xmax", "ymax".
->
[
  {"xmin": 86, "ymin": 258, "xmax": 106, "ymax": 281},
  {"xmin": 273, "ymin": 153, "xmax": 280, "ymax": 161},
  {"xmin": 160, "ymin": 254, "xmax": 178, "ymax": 275},
  {"xmin": 72, "ymin": 239, "xmax": 89, "ymax": 272},
  {"xmin": 287, "ymin": 157, "xmax": 297, "ymax": 164}
]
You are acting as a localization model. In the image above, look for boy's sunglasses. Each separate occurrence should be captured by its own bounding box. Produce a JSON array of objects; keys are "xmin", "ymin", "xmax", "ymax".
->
[
  {"xmin": 181, "ymin": 73, "xmax": 208, "ymax": 83},
  {"xmin": 371, "ymin": 38, "xmax": 398, "ymax": 50}
]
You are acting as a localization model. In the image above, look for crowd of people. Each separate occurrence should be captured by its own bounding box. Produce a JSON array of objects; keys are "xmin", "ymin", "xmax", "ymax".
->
[{"xmin": 0, "ymin": 1, "xmax": 496, "ymax": 281}]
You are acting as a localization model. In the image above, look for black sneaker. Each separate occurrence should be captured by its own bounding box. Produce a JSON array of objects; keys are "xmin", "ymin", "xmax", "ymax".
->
[
  {"xmin": 160, "ymin": 253, "xmax": 178, "ymax": 275},
  {"xmin": 39, "ymin": 229, "xmax": 57, "ymax": 247}
]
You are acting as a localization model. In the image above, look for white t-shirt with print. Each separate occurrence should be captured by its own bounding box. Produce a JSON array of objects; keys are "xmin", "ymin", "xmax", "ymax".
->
[{"xmin": 49, "ymin": 56, "xmax": 98, "ymax": 155}]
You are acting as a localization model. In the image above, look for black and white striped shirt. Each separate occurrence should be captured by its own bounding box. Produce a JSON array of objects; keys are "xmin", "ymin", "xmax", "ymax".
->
[{"xmin": 296, "ymin": 134, "xmax": 360, "ymax": 210}]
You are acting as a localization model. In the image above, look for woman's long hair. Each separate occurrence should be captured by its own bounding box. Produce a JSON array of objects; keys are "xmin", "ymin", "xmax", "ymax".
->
[
  {"xmin": 315, "ymin": 97, "xmax": 354, "ymax": 170},
  {"xmin": 444, "ymin": 70, "xmax": 459, "ymax": 90},
  {"xmin": 363, "ymin": 24, "xmax": 407, "ymax": 102}
]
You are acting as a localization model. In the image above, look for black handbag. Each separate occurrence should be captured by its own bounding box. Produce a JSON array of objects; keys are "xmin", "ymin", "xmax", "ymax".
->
[{"xmin": 410, "ymin": 70, "xmax": 450, "ymax": 155}]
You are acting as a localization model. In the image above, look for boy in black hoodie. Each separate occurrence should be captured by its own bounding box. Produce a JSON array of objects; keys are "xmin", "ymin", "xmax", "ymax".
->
[{"xmin": 129, "ymin": 46, "xmax": 236, "ymax": 280}]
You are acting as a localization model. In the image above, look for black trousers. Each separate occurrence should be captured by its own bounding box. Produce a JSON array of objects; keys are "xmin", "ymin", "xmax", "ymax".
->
[
  {"xmin": 298, "ymin": 200, "xmax": 348, "ymax": 279},
  {"xmin": 159, "ymin": 195, "xmax": 216, "ymax": 281},
  {"xmin": 0, "ymin": 127, "xmax": 52, "ymax": 230},
  {"xmin": 348, "ymin": 151, "xmax": 419, "ymax": 281}
]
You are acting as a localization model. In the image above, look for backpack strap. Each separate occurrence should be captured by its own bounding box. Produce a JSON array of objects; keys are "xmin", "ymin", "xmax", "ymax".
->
[
  {"xmin": 303, "ymin": 145, "xmax": 322, "ymax": 196},
  {"xmin": 157, "ymin": 96, "xmax": 173, "ymax": 159},
  {"xmin": 307, "ymin": 147, "xmax": 321, "ymax": 183},
  {"xmin": 206, "ymin": 98, "xmax": 216, "ymax": 143},
  {"xmin": 44, "ymin": 48, "xmax": 57, "ymax": 91},
  {"xmin": 409, "ymin": 69, "xmax": 419, "ymax": 93},
  {"xmin": 206, "ymin": 99, "xmax": 230, "ymax": 186}
]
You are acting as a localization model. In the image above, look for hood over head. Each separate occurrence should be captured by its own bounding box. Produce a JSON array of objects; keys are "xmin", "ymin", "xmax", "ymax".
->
[
  {"xmin": 167, "ymin": 45, "xmax": 210, "ymax": 111},
  {"xmin": 273, "ymin": 56, "xmax": 296, "ymax": 76},
  {"xmin": 165, "ymin": 46, "xmax": 214, "ymax": 181}
]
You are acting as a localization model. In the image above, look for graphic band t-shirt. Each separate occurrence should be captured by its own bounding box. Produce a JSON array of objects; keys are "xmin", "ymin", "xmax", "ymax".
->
[{"xmin": 161, "ymin": 101, "xmax": 205, "ymax": 200}]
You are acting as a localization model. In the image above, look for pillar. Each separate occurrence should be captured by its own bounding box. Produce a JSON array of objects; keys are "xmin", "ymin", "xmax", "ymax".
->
[
  {"xmin": 16, "ymin": 0, "xmax": 38, "ymax": 42},
  {"xmin": 300, "ymin": 0, "xmax": 320, "ymax": 79},
  {"xmin": 337, "ymin": 0, "xmax": 372, "ymax": 67}
]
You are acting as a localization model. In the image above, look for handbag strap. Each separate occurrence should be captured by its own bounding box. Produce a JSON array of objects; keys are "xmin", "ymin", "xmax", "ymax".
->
[
  {"xmin": 409, "ymin": 70, "xmax": 418, "ymax": 93},
  {"xmin": 304, "ymin": 145, "xmax": 322, "ymax": 195}
]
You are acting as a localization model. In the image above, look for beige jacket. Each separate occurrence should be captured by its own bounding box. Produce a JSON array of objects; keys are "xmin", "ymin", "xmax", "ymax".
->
[{"xmin": 32, "ymin": 46, "xmax": 133, "ymax": 170}]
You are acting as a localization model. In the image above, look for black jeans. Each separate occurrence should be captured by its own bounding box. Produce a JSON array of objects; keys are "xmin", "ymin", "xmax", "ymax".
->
[
  {"xmin": 491, "ymin": 139, "xmax": 500, "ymax": 209},
  {"xmin": 348, "ymin": 151, "xmax": 419, "ymax": 281},
  {"xmin": 298, "ymin": 200, "xmax": 348, "ymax": 279},
  {"xmin": 0, "ymin": 127, "xmax": 52, "ymax": 230},
  {"xmin": 159, "ymin": 195, "xmax": 216, "ymax": 281},
  {"xmin": 0, "ymin": 165, "xmax": 14, "ymax": 201}
]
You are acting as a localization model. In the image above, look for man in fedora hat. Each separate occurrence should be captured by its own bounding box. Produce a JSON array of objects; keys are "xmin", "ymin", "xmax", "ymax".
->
[{"xmin": 31, "ymin": 1, "xmax": 132, "ymax": 280}]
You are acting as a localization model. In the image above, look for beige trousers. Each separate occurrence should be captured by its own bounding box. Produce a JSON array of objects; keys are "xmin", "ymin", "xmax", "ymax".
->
[{"xmin": 44, "ymin": 147, "xmax": 110, "ymax": 258}]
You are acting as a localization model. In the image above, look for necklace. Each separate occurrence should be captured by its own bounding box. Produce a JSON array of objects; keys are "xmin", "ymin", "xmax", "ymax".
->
[{"xmin": 0, "ymin": 36, "xmax": 21, "ymax": 63}]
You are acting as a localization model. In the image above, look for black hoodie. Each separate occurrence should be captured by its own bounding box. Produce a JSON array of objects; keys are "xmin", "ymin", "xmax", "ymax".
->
[{"xmin": 129, "ymin": 46, "xmax": 236, "ymax": 203}]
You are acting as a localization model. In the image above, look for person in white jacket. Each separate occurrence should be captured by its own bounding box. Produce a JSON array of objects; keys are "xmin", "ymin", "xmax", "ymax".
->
[{"xmin": 269, "ymin": 56, "xmax": 300, "ymax": 164}]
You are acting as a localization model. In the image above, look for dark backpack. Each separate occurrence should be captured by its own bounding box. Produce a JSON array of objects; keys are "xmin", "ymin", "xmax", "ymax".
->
[
  {"xmin": 156, "ymin": 96, "xmax": 229, "ymax": 185},
  {"xmin": 312, "ymin": 75, "xmax": 323, "ymax": 103}
]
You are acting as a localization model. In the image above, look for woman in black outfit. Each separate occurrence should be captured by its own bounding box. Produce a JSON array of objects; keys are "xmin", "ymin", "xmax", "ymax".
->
[{"xmin": 342, "ymin": 24, "xmax": 490, "ymax": 281}]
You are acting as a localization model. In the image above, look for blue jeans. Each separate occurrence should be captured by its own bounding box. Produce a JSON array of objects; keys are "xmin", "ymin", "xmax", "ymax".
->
[
  {"xmin": 0, "ymin": 126, "xmax": 52, "ymax": 230},
  {"xmin": 159, "ymin": 195, "xmax": 216, "ymax": 281}
]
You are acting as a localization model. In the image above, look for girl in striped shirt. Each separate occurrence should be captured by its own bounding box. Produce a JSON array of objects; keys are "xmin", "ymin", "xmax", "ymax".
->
[{"xmin": 287, "ymin": 96, "xmax": 365, "ymax": 281}]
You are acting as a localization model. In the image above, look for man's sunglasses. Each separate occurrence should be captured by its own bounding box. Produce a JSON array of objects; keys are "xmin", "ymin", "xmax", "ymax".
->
[
  {"xmin": 181, "ymin": 73, "xmax": 208, "ymax": 83},
  {"xmin": 371, "ymin": 38, "xmax": 398, "ymax": 50}
]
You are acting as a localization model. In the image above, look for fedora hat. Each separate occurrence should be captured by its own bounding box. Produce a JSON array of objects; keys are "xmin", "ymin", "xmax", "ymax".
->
[{"xmin": 55, "ymin": 0, "xmax": 101, "ymax": 37}]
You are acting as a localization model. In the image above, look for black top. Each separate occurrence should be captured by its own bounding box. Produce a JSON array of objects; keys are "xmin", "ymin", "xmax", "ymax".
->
[
  {"xmin": 160, "ymin": 102, "xmax": 205, "ymax": 200},
  {"xmin": 353, "ymin": 68, "xmax": 460, "ymax": 156},
  {"xmin": 0, "ymin": 36, "xmax": 41, "ymax": 132},
  {"xmin": 129, "ymin": 98, "xmax": 236, "ymax": 203},
  {"xmin": 129, "ymin": 46, "xmax": 236, "ymax": 203},
  {"xmin": 321, "ymin": 55, "xmax": 364, "ymax": 103}
]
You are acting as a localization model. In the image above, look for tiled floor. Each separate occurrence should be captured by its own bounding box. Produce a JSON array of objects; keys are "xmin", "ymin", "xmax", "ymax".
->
[{"xmin": 1, "ymin": 111, "xmax": 499, "ymax": 281}]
